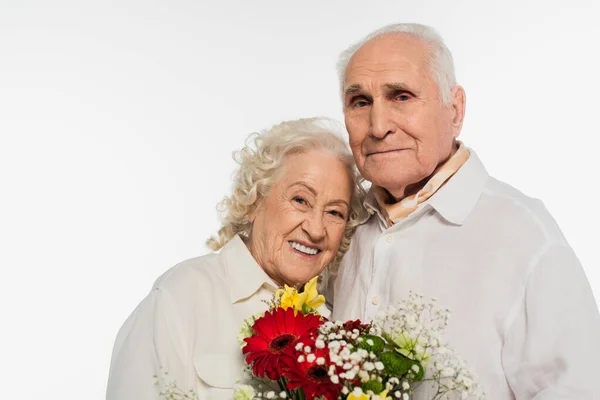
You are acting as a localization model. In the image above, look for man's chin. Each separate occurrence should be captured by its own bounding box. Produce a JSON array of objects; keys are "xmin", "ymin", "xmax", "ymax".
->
[
  {"xmin": 365, "ymin": 174, "xmax": 408, "ymax": 189},
  {"xmin": 368, "ymin": 174, "xmax": 427, "ymax": 199}
]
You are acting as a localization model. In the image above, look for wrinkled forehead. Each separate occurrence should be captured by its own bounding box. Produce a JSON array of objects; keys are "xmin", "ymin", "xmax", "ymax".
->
[{"xmin": 344, "ymin": 33, "xmax": 431, "ymax": 88}]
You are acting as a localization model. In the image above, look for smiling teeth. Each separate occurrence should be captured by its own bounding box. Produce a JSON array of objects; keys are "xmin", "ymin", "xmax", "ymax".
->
[{"xmin": 289, "ymin": 241, "xmax": 319, "ymax": 255}]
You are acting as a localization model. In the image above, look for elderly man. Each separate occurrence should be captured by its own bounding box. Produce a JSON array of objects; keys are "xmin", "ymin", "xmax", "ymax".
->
[{"xmin": 330, "ymin": 23, "xmax": 600, "ymax": 398}]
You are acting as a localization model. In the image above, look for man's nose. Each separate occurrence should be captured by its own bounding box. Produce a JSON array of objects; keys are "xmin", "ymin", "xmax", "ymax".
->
[{"xmin": 369, "ymin": 101, "xmax": 395, "ymax": 139}]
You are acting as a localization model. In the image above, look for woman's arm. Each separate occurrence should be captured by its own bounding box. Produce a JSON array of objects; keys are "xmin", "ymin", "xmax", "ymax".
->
[{"xmin": 106, "ymin": 287, "xmax": 187, "ymax": 400}]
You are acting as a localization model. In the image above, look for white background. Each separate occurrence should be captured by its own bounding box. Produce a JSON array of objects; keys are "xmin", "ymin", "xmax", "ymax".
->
[{"xmin": 1, "ymin": 0, "xmax": 598, "ymax": 398}]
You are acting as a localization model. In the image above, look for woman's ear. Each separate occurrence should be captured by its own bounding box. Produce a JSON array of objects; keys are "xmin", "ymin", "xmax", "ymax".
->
[{"xmin": 247, "ymin": 202, "xmax": 261, "ymax": 223}]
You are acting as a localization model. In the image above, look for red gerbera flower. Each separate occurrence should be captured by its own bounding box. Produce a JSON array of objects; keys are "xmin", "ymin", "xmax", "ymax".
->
[
  {"xmin": 242, "ymin": 307, "xmax": 322, "ymax": 380},
  {"xmin": 282, "ymin": 343, "xmax": 342, "ymax": 400},
  {"xmin": 343, "ymin": 319, "xmax": 371, "ymax": 335}
]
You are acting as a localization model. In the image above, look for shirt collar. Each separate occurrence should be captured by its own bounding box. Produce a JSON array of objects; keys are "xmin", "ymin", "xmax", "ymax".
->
[
  {"xmin": 219, "ymin": 234, "xmax": 279, "ymax": 303},
  {"xmin": 364, "ymin": 188, "xmax": 388, "ymax": 228},
  {"xmin": 426, "ymin": 148, "xmax": 489, "ymax": 225},
  {"xmin": 363, "ymin": 147, "xmax": 489, "ymax": 226}
]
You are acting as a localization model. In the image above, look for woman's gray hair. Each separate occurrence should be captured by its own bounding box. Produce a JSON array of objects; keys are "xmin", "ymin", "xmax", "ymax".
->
[
  {"xmin": 206, "ymin": 117, "xmax": 368, "ymax": 274},
  {"xmin": 337, "ymin": 23, "xmax": 457, "ymax": 106}
]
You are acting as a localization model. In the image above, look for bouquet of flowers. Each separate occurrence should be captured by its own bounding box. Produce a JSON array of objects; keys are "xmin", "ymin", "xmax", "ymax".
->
[{"xmin": 235, "ymin": 277, "xmax": 483, "ymax": 400}]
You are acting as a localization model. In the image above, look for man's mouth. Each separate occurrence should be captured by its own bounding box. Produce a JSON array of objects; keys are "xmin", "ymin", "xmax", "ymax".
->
[
  {"xmin": 288, "ymin": 241, "xmax": 320, "ymax": 256},
  {"xmin": 367, "ymin": 148, "xmax": 405, "ymax": 156}
]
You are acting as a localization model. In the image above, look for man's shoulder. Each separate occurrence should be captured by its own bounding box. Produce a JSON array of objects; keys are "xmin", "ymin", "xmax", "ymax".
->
[
  {"xmin": 352, "ymin": 214, "xmax": 381, "ymax": 238},
  {"xmin": 482, "ymin": 176, "xmax": 541, "ymax": 212},
  {"xmin": 478, "ymin": 176, "xmax": 567, "ymax": 244}
]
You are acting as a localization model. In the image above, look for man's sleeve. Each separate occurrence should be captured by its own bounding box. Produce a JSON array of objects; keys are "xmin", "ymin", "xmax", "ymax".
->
[{"xmin": 502, "ymin": 243, "xmax": 600, "ymax": 398}]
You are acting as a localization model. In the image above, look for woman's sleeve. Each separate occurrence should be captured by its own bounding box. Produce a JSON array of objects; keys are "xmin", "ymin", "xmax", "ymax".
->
[{"xmin": 106, "ymin": 287, "xmax": 187, "ymax": 400}]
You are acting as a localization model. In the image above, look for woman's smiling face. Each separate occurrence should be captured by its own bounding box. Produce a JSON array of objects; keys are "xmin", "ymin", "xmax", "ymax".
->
[{"xmin": 247, "ymin": 150, "xmax": 352, "ymax": 287}]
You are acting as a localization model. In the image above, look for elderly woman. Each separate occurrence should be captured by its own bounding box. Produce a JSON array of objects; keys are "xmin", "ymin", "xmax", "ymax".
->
[{"xmin": 106, "ymin": 118, "xmax": 367, "ymax": 399}]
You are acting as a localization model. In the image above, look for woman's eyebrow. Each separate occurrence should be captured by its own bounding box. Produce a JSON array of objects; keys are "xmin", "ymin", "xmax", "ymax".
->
[
  {"xmin": 290, "ymin": 181, "xmax": 317, "ymax": 196},
  {"xmin": 328, "ymin": 199, "xmax": 350, "ymax": 208},
  {"xmin": 291, "ymin": 182, "xmax": 349, "ymax": 208}
]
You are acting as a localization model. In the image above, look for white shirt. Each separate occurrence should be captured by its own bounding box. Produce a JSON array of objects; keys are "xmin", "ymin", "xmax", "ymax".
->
[
  {"xmin": 106, "ymin": 235, "xmax": 278, "ymax": 400},
  {"xmin": 330, "ymin": 150, "xmax": 600, "ymax": 399}
]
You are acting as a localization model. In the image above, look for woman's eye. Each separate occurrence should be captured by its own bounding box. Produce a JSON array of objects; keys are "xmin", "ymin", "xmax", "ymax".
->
[
  {"xmin": 328, "ymin": 210, "xmax": 345, "ymax": 219},
  {"xmin": 293, "ymin": 196, "xmax": 307, "ymax": 205}
]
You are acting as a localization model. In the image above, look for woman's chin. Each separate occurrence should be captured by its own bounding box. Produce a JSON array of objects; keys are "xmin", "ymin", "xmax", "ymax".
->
[
  {"xmin": 277, "ymin": 249, "xmax": 330, "ymax": 286},
  {"xmin": 279, "ymin": 267, "xmax": 321, "ymax": 287}
]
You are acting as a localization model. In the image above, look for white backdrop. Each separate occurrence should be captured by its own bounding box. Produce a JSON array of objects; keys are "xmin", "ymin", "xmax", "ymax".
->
[{"xmin": 1, "ymin": 1, "xmax": 598, "ymax": 398}]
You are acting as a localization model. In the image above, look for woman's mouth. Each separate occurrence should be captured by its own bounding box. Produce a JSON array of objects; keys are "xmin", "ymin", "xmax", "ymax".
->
[{"xmin": 288, "ymin": 241, "xmax": 321, "ymax": 256}]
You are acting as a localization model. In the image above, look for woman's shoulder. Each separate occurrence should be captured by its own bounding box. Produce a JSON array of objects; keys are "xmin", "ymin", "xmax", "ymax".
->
[{"xmin": 152, "ymin": 252, "xmax": 226, "ymax": 295}]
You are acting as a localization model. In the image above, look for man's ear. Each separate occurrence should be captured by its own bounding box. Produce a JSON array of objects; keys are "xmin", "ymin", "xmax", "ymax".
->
[{"xmin": 450, "ymin": 85, "xmax": 466, "ymax": 138}]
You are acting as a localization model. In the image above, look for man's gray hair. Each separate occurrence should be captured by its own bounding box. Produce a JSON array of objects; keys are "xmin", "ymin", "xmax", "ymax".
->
[{"xmin": 337, "ymin": 23, "xmax": 457, "ymax": 106}]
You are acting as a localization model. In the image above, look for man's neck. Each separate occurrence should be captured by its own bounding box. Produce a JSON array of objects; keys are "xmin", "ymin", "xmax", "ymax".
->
[{"xmin": 386, "ymin": 143, "xmax": 459, "ymax": 203}]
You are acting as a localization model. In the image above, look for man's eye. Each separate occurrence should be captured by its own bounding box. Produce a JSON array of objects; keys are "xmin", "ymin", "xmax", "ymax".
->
[
  {"xmin": 349, "ymin": 97, "xmax": 370, "ymax": 108},
  {"xmin": 353, "ymin": 99, "xmax": 370, "ymax": 108},
  {"xmin": 395, "ymin": 93, "xmax": 411, "ymax": 101}
]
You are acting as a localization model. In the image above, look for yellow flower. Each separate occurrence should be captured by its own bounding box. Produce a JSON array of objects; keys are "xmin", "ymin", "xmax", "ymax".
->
[
  {"xmin": 275, "ymin": 276, "xmax": 324, "ymax": 313},
  {"xmin": 347, "ymin": 392, "xmax": 369, "ymax": 400},
  {"xmin": 277, "ymin": 286, "xmax": 306, "ymax": 311},
  {"xmin": 347, "ymin": 388, "xmax": 392, "ymax": 400},
  {"xmin": 303, "ymin": 276, "xmax": 325, "ymax": 309}
]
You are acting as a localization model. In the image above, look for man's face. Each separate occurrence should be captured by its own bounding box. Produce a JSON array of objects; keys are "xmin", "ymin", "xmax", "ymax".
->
[{"xmin": 343, "ymin": 33, "xmax": 464, "ymax": 199}]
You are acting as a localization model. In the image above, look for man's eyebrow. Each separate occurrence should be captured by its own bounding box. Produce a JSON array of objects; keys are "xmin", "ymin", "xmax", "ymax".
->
[
  {"xmin": 344, "ymin": 84, "xmax": 362, "ymax": 96},
  {"xmin": 384, "ymin": 82, "xmax": 411, "ymax": 92},
  {"xmin": 345, "ymin": 82, "xmax": 412, "ymax": 97}
]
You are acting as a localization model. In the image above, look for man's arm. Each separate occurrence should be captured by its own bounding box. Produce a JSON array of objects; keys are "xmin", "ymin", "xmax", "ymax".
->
[{"xmin": 502, "ymin": 243, "xmax": 600, "ymax": 398}]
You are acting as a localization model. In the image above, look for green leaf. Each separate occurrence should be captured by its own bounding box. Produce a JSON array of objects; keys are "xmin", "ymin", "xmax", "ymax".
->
[
  {"xmin": 380, "ymin": 351, "xmax": 424, "ymax": 381},
  {"xmin": 361, "ymin": 379, "xmax": 384, "ymax": 394},
  {"xmin": 301, "ymin": 304, "xmax": 313, "ymax": 315},
  {"xmin": 357, "ymin": 334, "xmax": 385, "ymax": 355},
  {"xmin": 410, "ymin": 360, "xmax": 424, "ymax": 381},
  {"xmin": 380, "ymin": 351, "xmax": 413, "ymax": 375}
]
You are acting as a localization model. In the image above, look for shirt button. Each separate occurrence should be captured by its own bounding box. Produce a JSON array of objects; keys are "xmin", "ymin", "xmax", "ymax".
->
[
  {"xmin": 385, "ymin": 235, "xmax": 393, "ymax": 243},
  {"xmin": 371, "ymin": 296, "xmax": 381, "ymax": 305}
]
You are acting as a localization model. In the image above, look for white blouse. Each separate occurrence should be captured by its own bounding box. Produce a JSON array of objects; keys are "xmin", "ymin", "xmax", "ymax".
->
[{"xmin": 106, "ymin": 235, "xmax": 279, "ymax": 400}]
